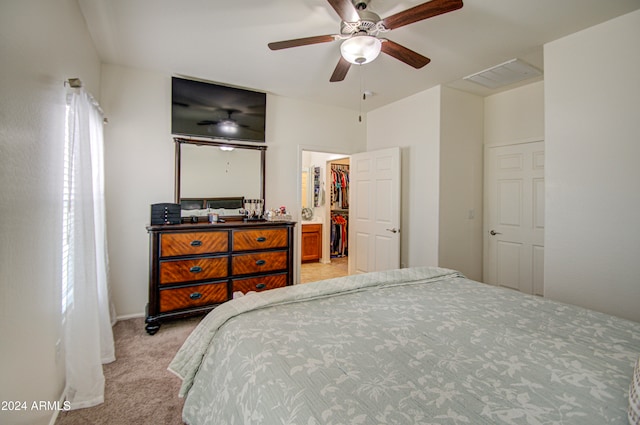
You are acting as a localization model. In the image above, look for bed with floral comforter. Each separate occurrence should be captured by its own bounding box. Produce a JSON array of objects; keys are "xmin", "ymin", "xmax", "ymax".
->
[{"xmin": 169, "ymin": 267, "xmax": 640, "ymax": 425}]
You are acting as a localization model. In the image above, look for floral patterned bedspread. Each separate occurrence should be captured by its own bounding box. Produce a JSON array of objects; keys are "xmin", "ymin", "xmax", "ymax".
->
[{"xmin": 168, "ymin": 267, "xmax": 640, "ymax": 425}]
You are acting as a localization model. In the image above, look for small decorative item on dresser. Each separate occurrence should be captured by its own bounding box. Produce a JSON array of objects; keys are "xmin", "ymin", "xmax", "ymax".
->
[
  {"xmin": 243, "ymin": 199, "xmax": 264, "ymax": 221},
  {"xmin": 150, "ymin": 203, "xmax": 181, "ymax": 225},
  {"xmin": 265, "ymin": 206, "xmax": 293, "ymax": 222}
]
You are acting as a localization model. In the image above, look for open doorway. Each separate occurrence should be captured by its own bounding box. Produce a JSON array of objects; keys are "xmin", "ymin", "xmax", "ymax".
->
[{"xmin": 299, "ymin": 148, "xmax": 351, "ymax": 283}]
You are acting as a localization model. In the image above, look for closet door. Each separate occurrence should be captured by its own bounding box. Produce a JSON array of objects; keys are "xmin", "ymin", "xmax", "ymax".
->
[
  {"xmin": 484, "ymin": 141, "xmax": 545, "ymax": 295},
  {"xmin": 349, "ymin": 147, "xmax": 401, "ymax": 274}
]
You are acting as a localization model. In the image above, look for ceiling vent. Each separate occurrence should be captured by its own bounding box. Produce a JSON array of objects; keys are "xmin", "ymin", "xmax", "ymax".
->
[{"xmin": 463, "ymin": 59, "xmax": 542, "ymax": 89}]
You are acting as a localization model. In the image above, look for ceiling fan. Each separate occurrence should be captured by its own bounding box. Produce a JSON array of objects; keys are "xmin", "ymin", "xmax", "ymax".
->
[{"xmin": 268, "ymin": 0, "xmax": 463, "ymax": 82}]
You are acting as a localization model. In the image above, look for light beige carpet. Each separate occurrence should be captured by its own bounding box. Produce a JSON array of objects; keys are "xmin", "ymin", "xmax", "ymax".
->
[{"xmin": 55, "ymin": 316, "xmax": 201, "ymax": 425}]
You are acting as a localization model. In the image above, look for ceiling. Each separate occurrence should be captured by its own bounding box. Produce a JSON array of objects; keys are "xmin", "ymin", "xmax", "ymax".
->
[{"xmin": 78, "ymin": 0, "xmax": 640, "ymax": 112}]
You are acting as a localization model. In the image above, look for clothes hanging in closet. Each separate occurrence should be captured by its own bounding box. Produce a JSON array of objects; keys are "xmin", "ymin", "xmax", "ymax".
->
[
  {"xmin": 330, "ymin": 163, "xmax": 349, "ymax": 257},
  {"xmin": 331, "ymin": 164, "xmax": 349, "ymax": 210},
  {"xmin": 330, "ymin": 213, "xmax": 348, "ymax": 258}
]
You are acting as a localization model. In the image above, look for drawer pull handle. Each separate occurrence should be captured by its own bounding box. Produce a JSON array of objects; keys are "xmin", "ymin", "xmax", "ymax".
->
[
  {"xmin": 255, "ymin": 283, "xmax": 266, "ymax": 290},
  {"xmin": 190, "ymin": 240, "xmax": 202, "ymax": 247},
  {"xmin": 256, "ymin": 236, "xmax": 267, "ymax": 242},
  {"xmin": 189, "ymin": 292, "xmax": 202, "ymax": 300},
  {"xmin": 255, "ymin": 259, "xmax": 266, "ymax": 266},
  {"xmin": 190, "ymin": 266, "xmax": 202, "ymax": 273}
]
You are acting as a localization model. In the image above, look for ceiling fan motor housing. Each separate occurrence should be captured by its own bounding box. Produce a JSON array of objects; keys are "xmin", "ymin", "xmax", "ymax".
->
[{"xmin": 340, "ymin": 9, "xmax": 381, "ymax": 35}]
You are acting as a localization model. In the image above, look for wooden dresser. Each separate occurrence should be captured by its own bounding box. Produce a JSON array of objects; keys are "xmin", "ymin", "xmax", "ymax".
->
[{"xmin": 145, "ymin": 221, "xmax": 295, "ymax": 334}]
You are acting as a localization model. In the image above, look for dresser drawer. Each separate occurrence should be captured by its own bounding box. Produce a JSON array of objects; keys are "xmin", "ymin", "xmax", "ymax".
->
[
  {"xmin": 232, "ymin": 251, "xmax": 288, "ymax": 275},
  {"xmin": 232, "ymin": 274, "xmax": 287, "ymax": 294},
  {"xmin": 232, "ymin": 228, "xmax": 288, "ymax": 251},
  {"xmin": 160, "ymin": 231, "xmax": 228, "ymax": 257},
  {"xmin": 159, "ymin": 257, "xmax": 228, "ymax": 285},
  {"xmin": 159, "ymin": 283, "xmax": 228, "ymax": 312}
]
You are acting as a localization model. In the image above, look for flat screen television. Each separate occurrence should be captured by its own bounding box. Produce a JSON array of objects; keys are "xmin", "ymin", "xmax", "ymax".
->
[{"xmin": 171, "ymin": 77, "xmax": 266, "ymax": 143}]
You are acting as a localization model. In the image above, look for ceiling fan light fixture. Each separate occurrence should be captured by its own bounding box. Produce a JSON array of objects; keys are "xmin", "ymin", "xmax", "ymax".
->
[{"xmin": 340, "ymin": 35, "xmax": 381, "ymax": 65}]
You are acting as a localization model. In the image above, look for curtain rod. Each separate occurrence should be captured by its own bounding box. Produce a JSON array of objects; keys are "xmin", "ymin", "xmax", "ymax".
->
[
  {"xmin": 65, "ymin": 78, "xmax": 108, "ymax": 124},
  {"xmin": 66, "ymin": 78, "xmax": 82, "ymax": 88}
]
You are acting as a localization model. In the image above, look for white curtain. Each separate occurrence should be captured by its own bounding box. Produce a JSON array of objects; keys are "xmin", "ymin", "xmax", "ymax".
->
[{"xmin": 63, "ymin": 88, "xmax": 115, "ymax": 410}]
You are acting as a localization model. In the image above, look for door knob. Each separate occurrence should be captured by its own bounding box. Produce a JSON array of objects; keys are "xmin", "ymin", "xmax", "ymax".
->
[
  {"xmin": 386, "ymin": 228, "xmax": 400, "ymax": 234},
  {"xmin": 490, "ymin": 230, "xmax": 502, "ymax": 236}
]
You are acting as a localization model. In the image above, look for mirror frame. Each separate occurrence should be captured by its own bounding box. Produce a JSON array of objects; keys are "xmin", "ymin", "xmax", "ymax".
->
[{"xmin": 174, "ymin": 137, "xmax": 266, "ymax": 205}]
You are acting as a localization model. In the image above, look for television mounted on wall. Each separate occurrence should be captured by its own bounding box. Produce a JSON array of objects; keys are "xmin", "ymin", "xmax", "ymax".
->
[{"xmin": 171, "ymin": 77, "xmax": 266, "ymax": 143}]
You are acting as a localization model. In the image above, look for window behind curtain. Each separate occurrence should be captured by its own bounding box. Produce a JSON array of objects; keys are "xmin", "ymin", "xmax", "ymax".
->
[{"xmin": 61, "ymin": 102, "xmax": 74, "ymax": 316}]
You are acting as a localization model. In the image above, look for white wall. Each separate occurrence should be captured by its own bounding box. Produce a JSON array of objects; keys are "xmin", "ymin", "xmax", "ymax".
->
[
  {"xmin": 367, "ymin": 87, "xmax": 442, "ymax": 268},
  {"xmin": 100, "ymin": 64, "xmax": 174, "ymax": 318},
  {"xmin": 0, "ymin": 1, "xmax": 102, "ymax": 424},
  {"xmin": 439, "ymin": 87, "xmax": 484, "ymax": 281},
  {"xmin": 544, "ymin": 10, "xmax": 640, "ymax": 322},
  {"xmin": 484, "ymin": 81, "xmax": 545, "ymax": 146},
  {"xmin": 100, "ymin": 64, "xmax": 365, "ymax": 317}
]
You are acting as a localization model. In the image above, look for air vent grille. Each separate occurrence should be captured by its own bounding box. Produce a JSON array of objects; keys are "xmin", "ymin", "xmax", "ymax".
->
[{"xmin": 464, "ymin": 59, "xmax": 542, "ymax": 89}]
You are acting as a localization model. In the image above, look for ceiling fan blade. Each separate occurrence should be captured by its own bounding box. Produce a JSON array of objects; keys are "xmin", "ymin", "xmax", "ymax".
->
[
  {"xmin": 330, "ymin": 57, "xmax": 352, "ymax": 82},
  {"xmin": 381, "ymin": 40, "xmax": 431, "ymax": 68},
  {"xmin": 382, "ymin": 0, "xmax": 463, "ymax": 30},
  {"xmin": 268, "ymin": 35, "xmax": 337, "ymax": 50},
  {"xmin": 327, "ymin": 0, "xmax": 360, "ymax": 22}
]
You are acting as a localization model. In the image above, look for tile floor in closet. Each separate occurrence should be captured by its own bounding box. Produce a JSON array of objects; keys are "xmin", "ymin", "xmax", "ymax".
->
[{"xmin": 300, "ymin": 257, "xmax": 348, "ymax": 283}]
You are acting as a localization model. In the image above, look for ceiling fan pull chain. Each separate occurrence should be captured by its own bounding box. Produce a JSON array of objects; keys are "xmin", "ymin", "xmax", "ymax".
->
[{"xmin": 358, "ymin": 64, "xmax": 364, "ymax": 122}]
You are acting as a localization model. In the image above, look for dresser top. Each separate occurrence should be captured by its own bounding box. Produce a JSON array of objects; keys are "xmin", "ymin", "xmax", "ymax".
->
[{"xmin": 146, "ymin": 220, "xmax": 296, "ymax": 233}]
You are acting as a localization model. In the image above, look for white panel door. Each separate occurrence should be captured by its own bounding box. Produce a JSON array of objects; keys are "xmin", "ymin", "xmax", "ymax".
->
[
  {"xmin": 484, "ymin": 141, "xmax": 545, "ymax": 295},
  {"xmin": 349, "ymin": 147, "xmax": 401, "ymax": 274}
]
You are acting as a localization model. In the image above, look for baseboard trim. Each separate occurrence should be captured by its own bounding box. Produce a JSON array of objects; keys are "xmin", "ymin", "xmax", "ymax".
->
[
  {"xmin": 48, "ymin": 387, "xmax": 68, "ymax": 425},
  {"xmin": 116, "ymin": 312, "xmax": 145, "ymax": 321}
]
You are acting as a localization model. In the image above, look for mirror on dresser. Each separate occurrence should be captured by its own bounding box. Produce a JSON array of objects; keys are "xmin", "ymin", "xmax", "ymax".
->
[{"xmin": 174, "ymin": 138, "xmax": 266, "ymax": 220}]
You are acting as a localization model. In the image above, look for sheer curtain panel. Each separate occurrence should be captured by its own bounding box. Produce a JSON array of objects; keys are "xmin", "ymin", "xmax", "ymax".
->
[{"xmin": 63, "ymin": 87, "xmax": 115, "ymax": 410}]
